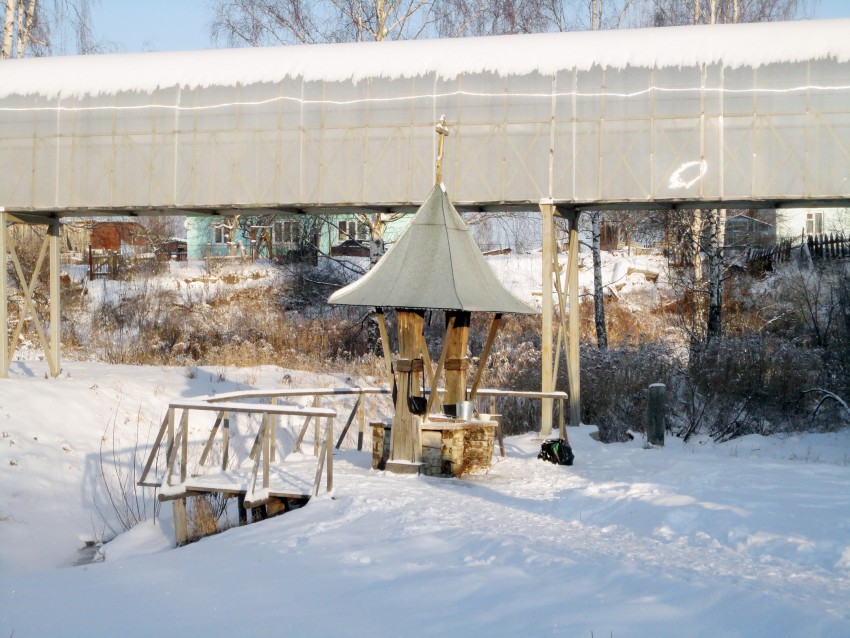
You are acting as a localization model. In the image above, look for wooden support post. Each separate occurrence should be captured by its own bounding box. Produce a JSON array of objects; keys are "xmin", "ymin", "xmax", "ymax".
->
[
  {"xmin": 48, "ymin": 220, "xmax": 60, "ymax": 377},
  {"xmin": 326, "ymin": 417, "xmax": 334, "ymax": 493},
  {"xmin": 387, "ymin": 309, "xmax": 424, "ymax": 471},
  {"xmin": 165, "ymin": 407, "xmax": 175, "ymax": 485},
  {"xmin": 559, "ymin": 398, "xmax": 566, "ymax": 442},
  {"xmin": 647, "ymin": 383, "xmax": 666, "ymax": 446},
  {"xmin": 491, "ymin": 394, "xmax": 505, "ymax": 458},
  {"xmin": 552, "ymin": 238, "xmax": 568, "ymax": 389},
  {"xmin": 540, "ymin": 203, "xmax": 555, "ymax": 436},
  {"xmin": 0, "ymin": 212, "xmax": 7, "ymax": 379},
  {"xmin": 237, "ymin": 494, "xmax": 248, "ymax": 526},
  {"xmin": 172, "ymin": 497, "xmax": 189, "ymax": 546},
  {"xmin": 444, "ymin": 310, "xmax": 470, "ymax": 407},
  {"xmin": 180, "ymin": 409, "xmax": 188, "ymax": 483},
  {"xmin": 565, "ymin": 210, "xmax": 581, "ymax": 428}
]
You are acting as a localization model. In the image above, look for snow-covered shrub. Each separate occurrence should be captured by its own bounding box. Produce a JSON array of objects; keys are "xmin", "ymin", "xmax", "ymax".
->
[
  {"xmin": 581, "ymin": 342, "xmax": 679, "ymax": 443},
  {"xmin": 684, "ymin": 335, "xmax": 838, "ymax": 441}
]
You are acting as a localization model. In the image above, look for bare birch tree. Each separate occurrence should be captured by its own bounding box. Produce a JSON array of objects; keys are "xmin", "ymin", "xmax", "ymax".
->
[
  {"xmin": 2, "ymin": 0, "xmax": 37, "ymax": 58},
  {"xmin": 2, "ymin": 0, "xmax": 108, "ymax": 59}
]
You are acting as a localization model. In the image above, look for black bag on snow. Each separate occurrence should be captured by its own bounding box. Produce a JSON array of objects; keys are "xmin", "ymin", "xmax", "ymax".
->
[{"xmin": 538, "ymin": 439, "xmax": 574, "ymax": 466}]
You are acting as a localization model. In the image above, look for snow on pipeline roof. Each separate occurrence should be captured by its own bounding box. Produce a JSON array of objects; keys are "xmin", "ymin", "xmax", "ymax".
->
[{"xmin": 1, "ymin": 18, "xmax": 848, "ymax": 99}]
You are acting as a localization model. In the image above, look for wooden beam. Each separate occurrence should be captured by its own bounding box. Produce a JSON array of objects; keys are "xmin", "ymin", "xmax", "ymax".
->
[
  {"xmin": 221, "ymin": 414, "xmax": 230, "ymax": 470},
  {"xmin": 539, "ymin": 202, "xmax": 555, "ymax": 436},
  {"xmin": 357, "ymin": 391, "xmax": 366, "ymax": 451},
  {"xmin": 552, "ymin": 233, "xmax": 568, "ymax": 384},
  {"xmin": 270, "ymin": 397, "xmax": 278, "ymax": 463},
  {"xmin": 419, "ymin": 330, "xmax": 434, "ymax": 388},
  {"xmin": 0, "ymin": 213, "xmax": 7, "ymax": 378},
  {"xmin": 294, "ymin": 413, "xmax": 313, "ymax": 454},
  {"xmin": 138, "ymin": 412, "xmax": 170, "ymax": 486},
  {"xmin": 468, "ymin": 313, "xmax": 502, "ymax": 403},
  {"xmin": 313, "ymin": 395, "xmax": 321, "ymax": 457},
  {"xmin": 180, "ymin": 408, "xmax": 189, "ymax": 483},
  {"xmin": 424, "ymin": 315, "xmax": 455, "ymax": 418},
  {"xmin": 566, "ymin": 211, "xmax": 581, "ymax": 428},
  {"xmin": 312, "ymin": 433, "xmax": 327, "ymax": 496},
  {"xmin": 48, "ymin": 220, "xmax": 60, "ymax": 377},
  {"xmin": 6, "ymin": 231, "xmax": 51, "ymax": 371},
  {"xmin": 335, "ymin": 394, "xmax": 362, "ymax": 449},
  {"xmin": 262, "ymin": 414, "xmax": 270, "ymax": 489},
  {"xmin": 198, "ymin": 411, "xmax": 225, "ymax": 466},
  {"xmin": 375, "ymin": 308, "xmax": 393, "ymax": 381}
]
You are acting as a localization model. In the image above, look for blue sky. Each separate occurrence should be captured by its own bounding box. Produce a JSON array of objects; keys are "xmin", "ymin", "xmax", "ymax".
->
[{"xmin": 96, "ymin": 0, "xmax": 850, "ymax": 54}]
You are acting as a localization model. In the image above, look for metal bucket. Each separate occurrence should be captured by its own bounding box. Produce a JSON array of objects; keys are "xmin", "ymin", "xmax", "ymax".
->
[{"xmin": 455, "ymin": 401, "xmax": 474, "ymax": 420}]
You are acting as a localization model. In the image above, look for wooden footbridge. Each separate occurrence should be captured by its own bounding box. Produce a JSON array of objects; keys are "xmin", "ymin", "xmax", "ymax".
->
[
  {"xmin": 138, "ymin": 385, "xmax": 566, "ymax": 544},
  {"xmin": 138, "ymin": 387, "xmax": 387, "ymax": 544}
]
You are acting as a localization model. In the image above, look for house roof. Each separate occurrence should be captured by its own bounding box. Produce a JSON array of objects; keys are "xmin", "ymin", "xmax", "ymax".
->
[
  {"xmin": 328, "ymin": 184, "xmax": 537, "ymax": 315},
  {"xmin": 726, "ymin": 214, "xmax": 774, "ymax": 228}
]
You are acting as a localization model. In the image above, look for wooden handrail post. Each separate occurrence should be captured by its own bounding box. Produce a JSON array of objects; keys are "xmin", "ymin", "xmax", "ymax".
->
[
  {"xmin": 357, "ymin": 390, "xmax": 366, "ymax": 451},
  {"xmin": 558, "ymin": 398, "xmax": 566, "ymax": 441},
  {"xmin": 313, "ymin": 395, "xmax": 321, "ymax": 457},
  {"xmin": 262, "ymin": 414, "xmax": 270, "ymax": 489},
  {"xmin": 326, "ymin": 418, "xmax": 334, "ymax": 493},
  {"xmin": 180, "ymin": 409, "xmax": 189, "ymax": 483},
  {"xmin": 165, "ymin": 407, "xmax": 175, "ymax": 486},
  {"xmin": 222, "ymin": 411, "xmax": 230, "ymax": 470},
  {"xmin": 270, "ymin": 397, "xmax": 278, "ymax": 463}
]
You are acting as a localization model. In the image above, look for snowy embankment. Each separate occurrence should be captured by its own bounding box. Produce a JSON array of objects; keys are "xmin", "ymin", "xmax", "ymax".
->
[{"xmin": 1, "ymin": 361, "xmax": 849, "ymax": 637}]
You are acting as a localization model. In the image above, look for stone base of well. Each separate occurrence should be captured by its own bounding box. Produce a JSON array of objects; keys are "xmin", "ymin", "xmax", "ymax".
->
[{"xmin": 371, "ymin": 419, "xmax": 496, "ymax": 478}]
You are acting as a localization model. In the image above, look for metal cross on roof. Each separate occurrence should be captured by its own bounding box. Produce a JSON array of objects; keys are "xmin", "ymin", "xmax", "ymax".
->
[{"xmin": 434, "ymin": 115, "xmax": 449, "ymax": 185}]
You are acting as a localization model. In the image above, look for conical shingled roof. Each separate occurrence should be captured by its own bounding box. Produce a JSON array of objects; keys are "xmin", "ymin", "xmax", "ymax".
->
[{"xmin": 328, "ymin": 184, "xmax": 538, "ymax": 314}]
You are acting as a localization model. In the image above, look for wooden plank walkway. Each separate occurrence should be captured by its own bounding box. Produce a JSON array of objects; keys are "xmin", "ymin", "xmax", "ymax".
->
[{"xmin": 159, "ymin": 454, "xmax": 319, "ymax": 504}]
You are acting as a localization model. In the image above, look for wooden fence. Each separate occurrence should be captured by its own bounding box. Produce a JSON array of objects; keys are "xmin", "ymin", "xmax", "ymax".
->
[
  {"xmin": 745, "ymin": 233, "xmax": 848, "ymax": 272},
  {"xmin": 807, "ymin": 233, "xmax": 849, "ymax": 261}
]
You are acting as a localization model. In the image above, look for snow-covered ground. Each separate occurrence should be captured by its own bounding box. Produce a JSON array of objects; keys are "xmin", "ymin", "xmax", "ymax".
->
[{"xmin": 2, "ymin": 360, "xmax": 849, "ymax": 637}]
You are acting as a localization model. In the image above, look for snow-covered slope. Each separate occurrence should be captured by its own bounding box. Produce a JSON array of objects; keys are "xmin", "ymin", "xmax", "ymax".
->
[{"xmin": 1, "ymin": 360, "xmax": 849, "ymax": 637}]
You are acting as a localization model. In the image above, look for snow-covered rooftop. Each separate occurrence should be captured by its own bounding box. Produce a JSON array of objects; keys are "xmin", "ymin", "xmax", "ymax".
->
[{"xmin": 1, "ymin": 19, "xmax": 848, "ymax": 98}]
